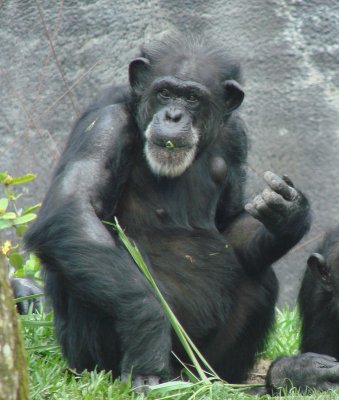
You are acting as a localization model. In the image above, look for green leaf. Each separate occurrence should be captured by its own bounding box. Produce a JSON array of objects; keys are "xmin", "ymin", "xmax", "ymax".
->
[
  {"xmin": 0, "ymin": 172, "xmax": 9, "ymax": 183},
  {"xmin": 2, "ymin": 212, "xmax": 17, "ymax": 219},
  {"xmin": 13, "ymin": 213, "xmax": 37, "ymax": 225},
  {"xmin": 11, "ymin": 173, "xmax": 37, "ymax": 185},
  {"xmin": 9, "ymin": 253, "xmax": 24, "ymax": 270},
  {"xmin": 16, "ymin": 225, "xmax": 28, "ymax": 237},
  {"xmin": 22, "ymin": 203, "xmax": 41, "ymax": 215},
  {"xmin": 0, "ymin": 219, "xmax": 13, "ymax": 230},
  {"xmin": 13, "ymin": 269, "xmax": 26, "ymax": 278},
  {"xmin": 23, "ymin": 253, "xmax": 41, "ymax": 272},
  {"xmin": 0, "ymin": 198, "xmax": 9, "ymax": 212}
]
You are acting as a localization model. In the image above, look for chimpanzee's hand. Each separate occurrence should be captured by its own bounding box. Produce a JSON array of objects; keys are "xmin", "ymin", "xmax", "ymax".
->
[
  {"xmin": 267, "ymin": 353, "xmax": 339, "ymax": 394},
  {"xmin": 10, "ymin": 277, "xmax": 44, "ymax": 314},
  {"xmin": 244, "ymin": 171, "xmax": 310, "ymax": 237}
]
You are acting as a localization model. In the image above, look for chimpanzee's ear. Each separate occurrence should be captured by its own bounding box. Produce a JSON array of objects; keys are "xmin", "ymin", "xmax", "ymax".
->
[
  {"xmin": 129, "ymin": 57, "xmax": 151, "ymax": 90},
  {"xmin": 223, "ymin": 80, "xmax": 244, "ymax": 112},
  {"xmin": 307, "ymin": 253, "xmax": 332, "ymax": 290}
]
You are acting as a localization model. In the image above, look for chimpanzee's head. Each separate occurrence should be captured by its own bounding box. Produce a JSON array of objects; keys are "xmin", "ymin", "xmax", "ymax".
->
[
  {"xmin": 307, "ymin": 226, "xmax": 339, "ymax": 296},
  {"xmin": 129, "ymin": 34, "xmax": 244, "ymax": 178}
]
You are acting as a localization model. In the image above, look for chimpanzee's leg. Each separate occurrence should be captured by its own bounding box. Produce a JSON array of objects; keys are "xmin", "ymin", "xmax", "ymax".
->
[{"xmin": 204, "ymin": 268, "xmax": 278, "ymax": 382}]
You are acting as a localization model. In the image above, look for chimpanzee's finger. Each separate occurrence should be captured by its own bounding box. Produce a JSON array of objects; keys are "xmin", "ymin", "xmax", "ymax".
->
[
  {"xmin": 319, "ymin": 364, "xmax": 339, "ymax": 381},
  {"xmin": 264, "ymin": 171, "xmax": 298, "ymax": 201},
  {"xmin": 282, "ymin": 175, "xmax": 295, "ymax": 188},
  {"xmin": 244, "ymin": 202, "xmax": 260, "ymax": 219},
  {"xmin": 245, "ymin": 195, "xmax": 279, "ymax": 222},
  {"xmin": 261, "ymin": 189, "xmax": 286, "ymax": 211}
]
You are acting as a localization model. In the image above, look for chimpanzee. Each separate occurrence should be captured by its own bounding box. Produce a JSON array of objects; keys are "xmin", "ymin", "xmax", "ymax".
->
[
  {"xmin": 266, "ymin": 226, "xmax": 339, "ymax": 393},
  {"xmin": 23, "ymin": 33, "xmax": 320, "ymax": 391},
  {"xmin": 299, "ymin": 225, "xmax": 339, "ymax": 357}
]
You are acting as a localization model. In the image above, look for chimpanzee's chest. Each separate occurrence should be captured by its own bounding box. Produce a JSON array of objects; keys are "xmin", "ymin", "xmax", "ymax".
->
[
  {"xmin": 116, "ymin": 153, "xmax": 228, "ymax": 231},
  {"xmin": 113, "ymin": 155, "xmax": 241, "ymax": 332},
  {"xmin": 114, "ymin": 156, "xmax": 239, "ymax": 282}
]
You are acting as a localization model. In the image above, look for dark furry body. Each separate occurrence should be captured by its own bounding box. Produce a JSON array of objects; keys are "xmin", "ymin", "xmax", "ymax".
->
[
  {"xmin": 25, "ymin": 35, "xmax": 310, "ymax": 384},
  {"xmin": 299, "ymin": 226, "xmax": 339, "ymax": 358}
]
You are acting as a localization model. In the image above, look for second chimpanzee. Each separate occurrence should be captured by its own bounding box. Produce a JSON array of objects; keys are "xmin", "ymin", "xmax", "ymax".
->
[
  {"xmin": 299, "ymin": 225, "xmax": 339, "ymax": 357},
  {"xmin": 266, "ymin": 225, "xmax": 339, "ymax": 393},
  {"xmin": 24, "ymin": 33, "xmax": 323, "ymax": 391}
]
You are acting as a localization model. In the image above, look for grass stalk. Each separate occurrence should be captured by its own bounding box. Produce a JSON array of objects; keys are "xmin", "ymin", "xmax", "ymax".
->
[
  {"xmin": 110, "ymin": 218, "xmax": 220, "ymax": 384},
  {"xmin": 14, "ymin": 293, "xmax": 44, "ymax": 304}
]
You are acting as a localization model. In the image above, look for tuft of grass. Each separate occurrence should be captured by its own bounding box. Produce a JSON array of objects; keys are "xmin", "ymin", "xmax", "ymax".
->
[
  {"xmin": 259, "ymin": 306, "xmax": 301, "ymax": 360},
  {"xmin": 23, "ymin": 309, "xmax": 139, "ymax": 399}
]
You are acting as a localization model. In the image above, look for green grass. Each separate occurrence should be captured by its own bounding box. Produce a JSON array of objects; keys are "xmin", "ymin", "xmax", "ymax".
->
[
  {"xmin": 260, "ymin": 306, "xmax": 301, "ymax": 360},
  {"xmin": 22, "ymin": 310, "xmax": 135, "ymax": 400},
  {"xmin": 21, "ymin": 306, "xmax": 339, "ymax": 400}
]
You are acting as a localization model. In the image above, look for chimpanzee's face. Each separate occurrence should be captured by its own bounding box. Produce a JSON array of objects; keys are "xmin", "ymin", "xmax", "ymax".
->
[
  {"xmin": 142, "ymin": 76, "xmax": 212, "ymax": 177},
  {"xmin": 129, "ymin": 56, "xmax": 244, "ymax": 178}
]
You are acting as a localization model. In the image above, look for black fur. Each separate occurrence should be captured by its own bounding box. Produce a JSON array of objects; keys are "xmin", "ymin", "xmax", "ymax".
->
[
  {"xmin": 299, "ymin": 225, "xmax": 339, "ymax": 358},
  {"xmin": 266, "ymin": 226, "xmax": 339, "ymax": 394},
  {"xmin": 24, "ymin": 34, "xmax": 310, "ymax": 385}
]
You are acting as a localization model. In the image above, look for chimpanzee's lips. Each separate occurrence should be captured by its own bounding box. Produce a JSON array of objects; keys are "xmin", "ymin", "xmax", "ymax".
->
[
  {"xmin": 145, "ymin": 140, "xmax": 198, "ymax": 175},
  {"xmin": 150, "ymin": 139, "xmax": 193, "ymax": 150}
]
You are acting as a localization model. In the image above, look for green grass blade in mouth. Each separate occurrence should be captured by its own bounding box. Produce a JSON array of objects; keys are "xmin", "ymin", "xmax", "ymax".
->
[{"xmin": 165, "ymin": 140, "xmax": 175, "ymax": 150}]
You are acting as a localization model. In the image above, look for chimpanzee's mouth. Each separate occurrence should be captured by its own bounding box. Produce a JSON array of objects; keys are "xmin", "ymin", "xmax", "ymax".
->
[
  {"xmin": 145, "ymin": 141, "xmax": 198, "ymax": 177},
  {"xmin": 150, "ymin": 138, "xmax": 192, "ymax": 150}
]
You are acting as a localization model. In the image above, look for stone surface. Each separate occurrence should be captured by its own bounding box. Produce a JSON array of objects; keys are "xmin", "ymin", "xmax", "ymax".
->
[{"xmin": 0, "ymin": 0, "xmax": 338, "ymax": 306}]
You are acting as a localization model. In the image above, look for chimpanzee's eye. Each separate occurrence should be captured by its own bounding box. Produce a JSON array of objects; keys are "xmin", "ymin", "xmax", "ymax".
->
[
  {"xmin": 159, "ymin": 88, "xmax": 171, "ymax": 99},
  {"xmin": 186, "ymin": 94, "xmax": 199, "ymax": 103}
]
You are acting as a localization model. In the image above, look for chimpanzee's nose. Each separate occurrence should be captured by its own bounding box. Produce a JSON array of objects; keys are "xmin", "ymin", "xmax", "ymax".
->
[{"xmin": 165, "ymin": 109, "xmax": 183, "ymax": 123}]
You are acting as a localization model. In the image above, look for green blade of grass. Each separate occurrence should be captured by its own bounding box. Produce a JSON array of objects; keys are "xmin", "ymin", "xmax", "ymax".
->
[
  {"xmin": 109, "ymin": 218, "xmax": 219, "ymax": 384},
  {"xmin": 21, "ymin": 320, "xmax": 53, "ymax": 327},
  {"xmin": 14, "ymin": 293, "xmax": 44, "ymax": 304},
  {"xmin": 25, "ymin": 344, "xmax": 60, "ymax": 352}
]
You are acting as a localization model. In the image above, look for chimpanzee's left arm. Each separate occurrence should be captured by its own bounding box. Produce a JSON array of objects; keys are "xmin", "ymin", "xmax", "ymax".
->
[{"xmin": 220, "ymin": 171, "xmax": 311, "ymax": 275}]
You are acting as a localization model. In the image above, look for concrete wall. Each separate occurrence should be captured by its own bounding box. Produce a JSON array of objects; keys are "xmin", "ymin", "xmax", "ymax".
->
[{"xmin": 0, "ymin": 0, "xmax": 338, "ymax": 305}]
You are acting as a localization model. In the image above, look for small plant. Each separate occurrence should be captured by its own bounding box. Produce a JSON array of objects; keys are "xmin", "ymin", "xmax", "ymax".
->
[
  {"xmin": 0, "ymin": 171, "xmax": 42, "ymax": 279},
  {"xmin": 260, "ymin": 306, "xmax": 301, "ymax": 360}
]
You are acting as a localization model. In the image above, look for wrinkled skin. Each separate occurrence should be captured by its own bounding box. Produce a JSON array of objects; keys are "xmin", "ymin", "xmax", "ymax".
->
[
  {"xmin": 267, "ymin": 353, "xmax": 339, "ymax": 394},
  {"xmin": 245, "ymin": 172, "xmax": 305, "ymax": 236}
]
